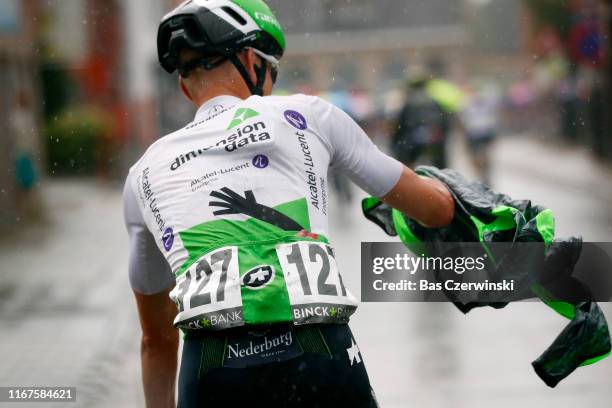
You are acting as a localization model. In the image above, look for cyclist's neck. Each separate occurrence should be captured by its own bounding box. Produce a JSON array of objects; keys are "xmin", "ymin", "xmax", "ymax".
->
[{"xmin": 191, "ymin": 86, "xmax": 250, "ymax": 110}]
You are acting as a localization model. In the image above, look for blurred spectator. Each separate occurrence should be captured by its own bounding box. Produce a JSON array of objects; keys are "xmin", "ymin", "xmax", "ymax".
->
[
  {"xmin": 10, "ymin": 88, "xmax": 44, "ymax": 221},
  {"xmin": 391, "ymin": 71, "xmax": 450, "ymax": 169},
  {"xmin": 557, "ymin": 67, "xmax": 580, "ymax": 142},
  {"xmin": 460, "ymin": 82, "xmax": 501, "ymax": 186}
]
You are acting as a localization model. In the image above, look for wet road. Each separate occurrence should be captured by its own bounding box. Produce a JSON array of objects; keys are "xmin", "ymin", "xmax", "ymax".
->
[{"xmin": 0, "ymin": 135, "xmax": 611, "ymax": 407}]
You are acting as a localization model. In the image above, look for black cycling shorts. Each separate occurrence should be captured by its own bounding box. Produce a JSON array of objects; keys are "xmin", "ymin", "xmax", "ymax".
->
[{"xmin": 178, "ymin": 323, "xmax": 378, "ymax": 408}]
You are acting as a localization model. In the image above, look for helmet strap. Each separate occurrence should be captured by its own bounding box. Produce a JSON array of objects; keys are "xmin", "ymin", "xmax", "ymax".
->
[{"xmin": 228, "ymin": 53, "xmax": 268, "ymax": 97}]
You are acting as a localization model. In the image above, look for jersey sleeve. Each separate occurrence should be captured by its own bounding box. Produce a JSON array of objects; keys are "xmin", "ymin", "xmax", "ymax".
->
[
  {"xmin": 123, "ymin": 174, "xmax": 175, "ymax": 295},
  {"xmin": 309, "ymin": 96, "xmax": 403, "ymax": 197}
]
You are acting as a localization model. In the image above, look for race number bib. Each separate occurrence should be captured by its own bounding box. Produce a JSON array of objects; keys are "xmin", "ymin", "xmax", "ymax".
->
[
  {"xmin": 276, "ymin": 241, "xmax": 358, "ymax": 324},
  {"xmin": 170, "ymin": 246, "xmax": 244, "ymax": 330}
]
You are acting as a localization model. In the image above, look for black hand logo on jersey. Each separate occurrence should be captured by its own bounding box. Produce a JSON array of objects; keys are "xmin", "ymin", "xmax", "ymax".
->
[{"xmin": 209, "ymin": 187, "xmax": 302, "ymax": 231}]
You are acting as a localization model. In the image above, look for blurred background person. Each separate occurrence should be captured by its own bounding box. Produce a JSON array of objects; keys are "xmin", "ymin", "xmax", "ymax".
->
[
  {"xmin": 391, "ymin": 70, "xmax": 450, "ymax": 169},
  {"xmin": 10, "ymin": 88, "xmax": 43, "ymax": 221},
  {"xmin": 459, "ymin": 81, "xmax": 501, "ymax": 186}
]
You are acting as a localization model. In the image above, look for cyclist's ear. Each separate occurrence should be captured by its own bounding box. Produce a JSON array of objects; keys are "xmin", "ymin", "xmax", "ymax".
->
[
  {"xmin": 239, "ymin": 48, "xmax": 260, "ymax": 87},
  {"xmin": 179, "ymin": 76, "xmax": 193, "ymax": 102}
]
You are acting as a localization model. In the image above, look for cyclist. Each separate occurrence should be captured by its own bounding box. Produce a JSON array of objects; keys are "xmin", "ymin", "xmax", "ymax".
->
[
  {"xmin": 124, "ymin": 1, "xmax": 454, "ymax": 407},
  {"xmin": 392, "ymin": 70, "xmax": 450, "ymax": 169}
]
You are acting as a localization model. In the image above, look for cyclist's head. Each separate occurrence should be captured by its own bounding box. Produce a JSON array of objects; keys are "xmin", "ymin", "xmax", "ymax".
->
[
  {"xmin": 157, "ymin": 0, "xmax": 285, "ymax": 100},
  {"xmin": 405, "ymin": 66, "xmax": 430, "ymax": 91}
]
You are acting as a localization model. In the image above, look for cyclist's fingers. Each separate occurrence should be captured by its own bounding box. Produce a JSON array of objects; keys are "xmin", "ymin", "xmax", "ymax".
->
[
  {"xmin": 219, "ymin": 187, "xmax": 243, "ymax": 200},
  {"xmin": 208, "ymin": 201, "xmax": 234, "ymax": 209},
  {"xmin": 209, "ymin": 190, "xmax": 233, "ymax": 201},
  {"xmin": 212, "ymin": 209, "xmax": 238, "ymax": 216}
]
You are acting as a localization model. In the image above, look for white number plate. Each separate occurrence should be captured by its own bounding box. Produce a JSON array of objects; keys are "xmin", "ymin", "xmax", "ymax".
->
[
  {"xmin": 276, "ymin": 241, "xmax": 358, "ymax": 308},
  {"xmin": 170, "ymin": 246, "xmax": 243, "ymax": 328}
]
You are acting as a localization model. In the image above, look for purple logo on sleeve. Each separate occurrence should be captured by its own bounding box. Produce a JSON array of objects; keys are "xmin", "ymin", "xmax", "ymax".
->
[
  {"xmin": 162, "ymin": 227, "xmax": 174, "ymax": 251},
  {"xmin": 284, "ymin": 110, "xmax": 307, "ymax": 130},
  {"xmin": 252, "ymin": 155, "xmax": 269, "ymax": 169}
]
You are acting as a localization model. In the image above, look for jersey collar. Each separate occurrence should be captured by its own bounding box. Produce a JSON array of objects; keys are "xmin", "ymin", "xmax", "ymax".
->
[{"xmin": 194, "ymin": 95, "xmax": 242, "ymax": 122}]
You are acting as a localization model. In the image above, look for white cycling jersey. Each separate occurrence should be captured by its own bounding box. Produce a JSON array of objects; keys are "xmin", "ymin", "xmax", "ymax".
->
[{"xmin": 124, "ymin": 94, "xmax": 402, "ymax": 329}]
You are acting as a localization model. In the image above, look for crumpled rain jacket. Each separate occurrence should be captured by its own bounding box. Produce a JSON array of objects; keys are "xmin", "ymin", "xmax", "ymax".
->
[{"xmin": 362, "ymin": 166, "xmax": 611, "ymax": 387}]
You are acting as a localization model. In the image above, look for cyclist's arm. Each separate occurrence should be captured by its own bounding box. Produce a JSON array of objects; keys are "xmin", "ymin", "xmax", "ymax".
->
[
  {"xmin": 134, "ymin": 288, "xmax": 178, "ymax": 408},
  {"xmin": 310, "ymin": 97, "xmax": 454, "ymax": 227},
  {"xmin": 123, "ymin": 179, "xmax": 178, "ymax": 408},
  {"xmin": 381, "ymin": 168, "xmax": 454, "ymax": 228}
]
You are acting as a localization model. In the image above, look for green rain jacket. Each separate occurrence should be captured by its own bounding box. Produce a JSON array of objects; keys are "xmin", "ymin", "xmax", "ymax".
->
[{"xmin": 362, "ymin": 166, "xmax": 611, "ymax": 387}]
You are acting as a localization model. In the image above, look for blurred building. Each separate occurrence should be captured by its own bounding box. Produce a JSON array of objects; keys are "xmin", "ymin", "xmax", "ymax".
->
[
  {"xmin": 36, "ymin": 0, "xmax": 178, "ymax": 176},
  {"xmin": 267, "ymin": 0, "xmax": 525, "ymax": 93},
  {"xmin": 269, "ymin": 0, "xmax": 469, "ymax": 94},
  {"xmin": 121, "ymin": 0, "xmax": 168, "ymax": 163},
  {"xmin": 39, "ymin": 0, "xmax": 139, "ymax": 177}
]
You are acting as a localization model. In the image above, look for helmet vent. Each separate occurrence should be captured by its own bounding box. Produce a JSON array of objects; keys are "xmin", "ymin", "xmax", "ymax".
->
[{"xmin": 221, "ymin": 6, "xmax": 247, "ymax": 26}]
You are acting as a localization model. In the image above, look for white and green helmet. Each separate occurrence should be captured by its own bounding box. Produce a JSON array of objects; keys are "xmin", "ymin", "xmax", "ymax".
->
[{"xmin": 157, "ymin": 0, "xmax": 286, "ymax": 95}]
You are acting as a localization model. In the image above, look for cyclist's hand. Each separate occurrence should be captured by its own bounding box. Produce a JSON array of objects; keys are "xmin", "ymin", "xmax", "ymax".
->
[{"xmin": 210, "ymin": 187, "xmax": 303, "ymax": 231}]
